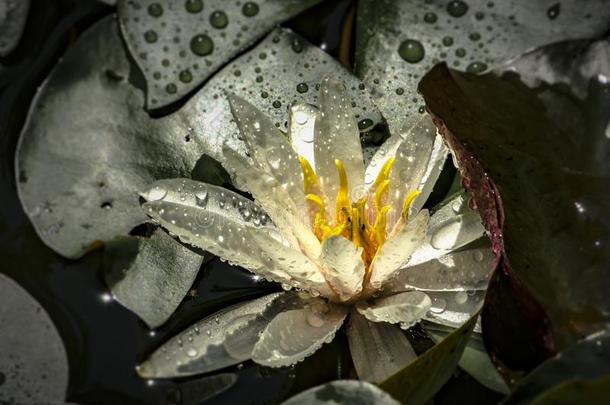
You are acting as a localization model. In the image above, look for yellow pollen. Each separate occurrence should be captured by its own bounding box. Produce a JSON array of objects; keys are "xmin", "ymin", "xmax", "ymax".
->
[{"xmin": 298, "ymin": 156, "xmax": 420, "ymax": 270}]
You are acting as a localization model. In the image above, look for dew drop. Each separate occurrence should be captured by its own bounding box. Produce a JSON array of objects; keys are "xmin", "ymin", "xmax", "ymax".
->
[
  {"xmin": 165, "ymin": 83, "xmax": 177, "ymax": 94},
  {"xmin": 293, "ymin": 110, "xmax": 309, "ymax": 125},
  {"xmin": 430, "ymin": 298, "xmax": 447, "ymax": 314},
  {"xmin": 423, "ymin": 12, "xmax": 437, "ymax": 23},
  {"xmin": 210, "ymin": 11, "xmax": 228, "ymax": 29},
  {"xmin": 547, "ymin": 3, "xmax": 560, "ymax": 20},
  {"xmin": 148, "ymin": 3, "xmax": 163, "ymax": 17},
  {"xmin": 186, "ymin": 348, "xmax": 198, "ymax": 357},
  {"xmin": 147, "ymin": 187, "xmax": 167, "ymax": 201},
  {"xmin": 242, "ymin": 2, "xmax": 260, "ymax": 17},
  {"xmin": 179, "ymin": 70, "xmax": 193, "ymax": 83},
  {"xmin": 190, "ymin": 34, "xmax": 214, "ymax": 56},
  {"xmin": 185, "ymin": 0, "xmax": 203, "ymax": 13},
  {"xmin": 442, "ymin": 36, "xmax": 454, "ymax": 47},
  {"xmin": 291, "ymin": 38, "xmax": 303, "ymax": 53},
  {"xmin": 466, "ymin": 61, "xmax": 488, "ymax": 73},
  {"xmin": 306, "ymin": 312, "xmax": 325, "ymax": 328},
  {"xmin": 272, "ymin": 100, "xmax": 281, "ymax": 108},
  {"xmin": 195, "ymin": 190, "xmax": 208, "ymax": 207},
  {"xmin": 455, "ymin": 48, "xmax": 466, "ymax": 58},
  {"xmin": 144, "ymin": 30, "xmax": 158, "ymax": 43},
  {"xmin": 398, "ymin": 39, "xmax": 425, "ymax": 63},
  {"xmin": 455, "ymin": 291, "xmax": 468, "ymax": 304},
  {"xmin": 447, "ymin": 0, "xmax": 469, "ymax": 17},
  {"xmin": 296, "ymin": 82, "xmax": 309, "ymax": 93},
  {"xmin": 358, "ymin": 118, "xmax": 374, "ymax": 131},
  {"xmin": 473, "ymin": 250, "xmax": 484, "ymax": 262}
]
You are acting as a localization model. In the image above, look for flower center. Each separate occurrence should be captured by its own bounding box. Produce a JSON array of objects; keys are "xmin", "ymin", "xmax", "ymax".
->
[{"xmin": 298, "ymin": 156, "xmax": 420, "ymax": 269}]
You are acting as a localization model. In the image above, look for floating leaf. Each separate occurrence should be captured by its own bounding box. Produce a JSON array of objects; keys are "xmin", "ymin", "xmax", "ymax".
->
[
  {"xmin": 103, "ymin": 229, "xmax": 203, "ymax": 328},
  {"xmin": 117, "ymin": 0, "xmax": 322, "ymax": 109},
  {"xmin": 280, "ymin": 380, "xmax": 401, "ymax": 405},
  {"xmin": 0, "ymin": 274, "xmax": 69, "ymax": 403},
  {"xmin": 355, "ymin": 0, "xmax": 610, "ymax": 132},
  {"xmin": 379, "ymin": 311, "xmax": 479, "ymax": 404},
  {"xmin": 0, "ymin": 0, "xmax": 30, "ymax": 56},
  {"xmin": 530, "ymin": 375, "xmax": 610, "ymax": 405},
  {"xmin": 16, "ymin": 18, "xmax": 380, "ymax": 260},
  {"xmin": 503, "ymin": 328, "xmax": 610, "ymax": 405},
  {"xmin": 419, "ymin": 37, "xmax": 610, "ymax": 372}
]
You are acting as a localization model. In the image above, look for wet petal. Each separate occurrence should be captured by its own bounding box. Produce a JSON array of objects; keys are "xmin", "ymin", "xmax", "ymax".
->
[
  {"xmin": 141, "ymin": 178, "xmax": 283, "ymax": 274},
  {"xmin": 386, "ymin": 245, "xmax": 493, "ymax": 293},
  {"xmin": 407, "ymin": 135, "xmax": 448, "ymax": 217},
  {"xmin": 319, "ymin": 236, "xmax": 366, "ymax": 301},
  {"xmin": 314, "ymin": 77, "xmax": 366, "ymax": 218},
  {"xmin": 247, "ymin": 230, "xmax": 335, "ymax": 298},
  {"xmin": 369, "ymin": 209, "xmax": 429, "ymax": 290},
  {"xmin": 117, "ymin": 0, "xmax": 323, "ymax": 108},
  {"xmin": 357, "ymin": 291, "xmax": 431, "ymax": 326},
  {"xmin": 408, "ymin": 192, "xmax": 487, "ymax": 267},
  {"xmin": 0, "ymin": 274, "xmax": 68, "ymax": 403},
  {"xmin": 289, "ymin": 104, "xmax": 319, "ymax": 167},
  {"xmin": 280, "ymin": 380, "xmax": 401, "ymax": 405},
  {"xmin": 227, "ymin": 93, "xmax": 305, "ymax": 215},
  {"xmin": 138, "ymin": 292, "xmax": 304, "ymax": 378},
  {"xmin": 424, "ymin": 291, "xmax": 485, "ymax": 330},
  {"xmin": 347, "ymin": 311, "xmax": 417, "ymax": 383},
  {"xmin": 252, "ymin": 303, "xmax": 347, "ymax": 367},
  {"xmin": 104, "ymin": 229, "xmax": 203, "ymax": 328}
]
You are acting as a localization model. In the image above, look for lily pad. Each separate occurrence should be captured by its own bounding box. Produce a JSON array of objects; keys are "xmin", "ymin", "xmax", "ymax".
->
[
  {"xmin": 503, "ymin": 327, "xmax": 610, "ymax": 404},
  {"xmin": 418, "ymin": 38, "xmax": 610, "ymax": 373},
  {"xmin": 16, "ymin": 17, "xmax": 380, "ymax": 260},
  {"xmin": 0, "ymin": 0, "xmax": 30, "ymax": 56},
  {"xmin": 379, "ymin": 311, "xmax": 479, "ymax": 404},
  {"xmin": 0, "ymin": 274, "xmax": 69, "ymax": 404},
  {"xmin": 355, "ymin": 0, "xmax": 610, "ymax": 132},
  {"xmin": 103, "ymin": 229, "xmax": 203, "ymax": 328},
  {"xmin": 280, "ymin": 380, "xmax": 401, "ymax": 405},
  {"xmin": 117, "ymin": 0, "xmax": 322, "ymax": 109}
]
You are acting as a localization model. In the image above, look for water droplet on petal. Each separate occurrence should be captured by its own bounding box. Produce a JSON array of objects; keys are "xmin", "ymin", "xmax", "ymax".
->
[
  {"xmin": 398, "ymin": 39, "xmax": 425, "ymax": 63},
  {"xmin": 186, "ymin": 348, "xmax": 198, "ymax": 357},
  {"xmin": 430, "ymin": 298, "xmax": 447, "ymax": 314},
  {"xmin": 306, "ymin": 312, "xmax": 325, "ymax": 328},
  {"xmin": 147, "ymin": 187, "xmax": 167, "ymax": 201},
  {"xmin": 195, "ymin": 190, "xmax": 208, "ymax": 207},
  {"xmin": 447, "ymin": 0, "xmax": 469, "ymax": 17},
  {"xmin": 455, "ymin": 291, "xmax": 468, "ymax": 304},
  {"xmin": 190, "ymin": 34, "xmax": 214, "ymax": 56}
]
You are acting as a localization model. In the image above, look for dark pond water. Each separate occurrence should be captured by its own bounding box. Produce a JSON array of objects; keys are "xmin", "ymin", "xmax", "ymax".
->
[{"xmin": 0, "ymin": 1, "xmax": 501, "ymax": 404}]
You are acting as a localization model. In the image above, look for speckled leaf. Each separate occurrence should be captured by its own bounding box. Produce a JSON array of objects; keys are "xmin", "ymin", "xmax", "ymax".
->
[
  {"xmin": 138, "ymin": 292, "xmax": 304, "ymax": 378},
  {"xmin": 529, "ymin": 375, "xmax": 610, "ymax": 405},
  {"xmin": 117, "ymin": 0, "xmax": 323, "ymax": 109},
  {"xmin": 503, "ymin": 327, "xmax": 610, "ymax": 405},
  {"xmin": 280, "ymin": 380, "xmax": 401, "ymax": 405},
  {"xmin": 379, "ymin": 311, "xmax": 479, "ymax": 404},
  {"xmin": 103, "ymin": 229, "xmax": 203, "ymax": 329},
  {"xmin": 0, "ymin": 274, "xmax": 69, "ymax": 403},
  {"xmin": 0, "ymin": 0, "xmax": 30, "ymax": 56},
  {"xmin": 355, "ymin": 0, "xmax": 610, "ymax": 132},
  {"xmin": 419, "ymin": 37, "xmax": 610, "ymax": 373},
  {"xmin": 16, "ymin": 18, "xmax": 379, "ymax": 260}
]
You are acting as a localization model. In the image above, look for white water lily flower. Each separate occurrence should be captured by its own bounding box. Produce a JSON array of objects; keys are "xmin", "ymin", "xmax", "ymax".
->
[{"xmin": 137, "ymin": 77, "xmax": 491, "ymax": 381}]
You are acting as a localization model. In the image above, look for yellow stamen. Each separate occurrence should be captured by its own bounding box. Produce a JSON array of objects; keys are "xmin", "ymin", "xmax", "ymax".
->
[
  {"xmin": 402, "ymin": 190, "xmax": 421, "ymax": 220},
  {"xmin": 334, "ymin": 159, "xmax": 350, "ymax": 224},
  {"xmin": 299, "ymin": 156, "xmax": 321, "ymax": 195},
  {"xmin": 373, "ymin": 179, "xmax": 390, "ymax": 211},
  {"xmin": 373, "ymin": 205, "xmax": 391, "ymax": 248},
  {"xmin": 305, "ymin": 193, "xmax": 325, "ymax": 207},
  {"xmin": 372, "ymin": 156, "xmax": 395, "ymax": 188}
]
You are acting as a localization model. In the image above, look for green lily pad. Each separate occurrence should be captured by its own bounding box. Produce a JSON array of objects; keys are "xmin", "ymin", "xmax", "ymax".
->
[
  {"xmin": 117, "ymin": 0, "xmax": 322, "ymax": 109},
  {"xmin": 379, "ymin": 311, "xmax": 479, "ymax": 404},
  {"xmin": 0, "ymin": 274, "xmax": 69, "ymax": 404},
  {"xmin": 502, "ymin": 327, "xmax": 610, "ymax": 404},
  {"xmin": 530, "ymin": 375, "xmax": 610, "ymax": 405},
  {"xmin": 418, "ymin": 38, "xmax": 610, "ymax": 374},
  {"xmin": 355, "ymin": 0, "xmax": 610, "ymax": 132}
]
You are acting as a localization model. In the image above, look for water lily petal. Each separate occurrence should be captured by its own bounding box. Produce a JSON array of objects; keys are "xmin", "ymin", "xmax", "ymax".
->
[
  {"xmin": 289, "ymin": 103, "xmax": 319, "ymax": 168},
  {"xmin": 252, "ymin": 303, "xmax": 347, "ymax": 367},
  {"xmin": 357, "ymin": 291, "xmax": 431, "ymax": 326},
  {"xmin": 314, "ymin": 77, "xmax": 366, "ymax": 219},
  {"xmin": 369, "ymin": 209, "xmax": 429, "ymax": 290},
  {"xmin": 227, "ymin": 94, "xmax": 306, "ymax": 216},
  {"xmin": 0, "ymin": 274, "xmax": 68, "ymax": 403},
  {"xmin": 117, "ymin": 0, "xmax": 323, "ymax": 108},
  {"xmin": 248, "ymin": 229, "xmax": 335, "ymax": 298},
  {"xmin": 407, "ymin": 135, "xmax": 448, "ymax": 217},
  {"xmin": 103, "ymin": 229, "xmax": 203, "ymax": 328},
  {"xmin": 408, "ymin": 192, "xmax": 487, "ymax": 267},
  {"xmin": 141, "ymin": 178, "xmax": 287, "ymax": 277},
  {"xmin": 387, "ymin": 115, "xmax": 437, "ymax": 223},
  {"xmin": 356, "ymin": 0, "xmax": 610, "ymax": 133},
  {"xmin": 424, "ymin": 291, "xmax": 485, "ymax": 330},
  {"xmin": 347, "ymin": 311, "xmax": 417, "ymax": 383},
  {"xmin": 320, "ymin": 236, "xmax": 366, "ymax": 301},
  {"xmin": 138, "ymin": 292, "xmax": 304, "ymax": 378},
  {"xmin": 280, "ymin": 380, "xmax": 401, "ymax": 405},
  {"xmin": 385, "ymin": 244, "xmax": 493, "ymax": 293}
]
